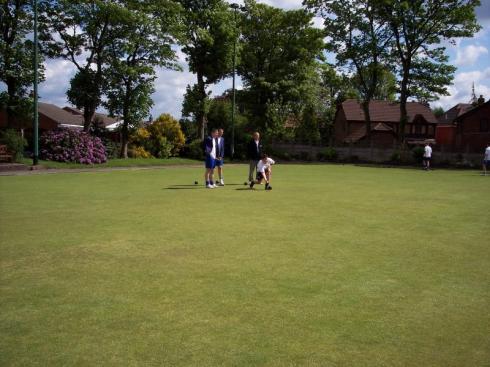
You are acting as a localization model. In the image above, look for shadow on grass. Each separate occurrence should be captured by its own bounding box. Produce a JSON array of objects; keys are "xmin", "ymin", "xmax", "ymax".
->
[{"xmin": 163, "ymin": 186, "xmax": 205, "ymax": 190}]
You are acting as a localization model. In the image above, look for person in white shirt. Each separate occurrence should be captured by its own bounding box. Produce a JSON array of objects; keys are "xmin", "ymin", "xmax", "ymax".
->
[
  {"xmin": 250, "ymin": 154, "xmax": 275, "ymax": 190},
  {"xmin": 423, "ymin": 143, "xmax": 432, "ymax": 170},
  {"xmin": 483, "ymin": 143, "xmax": 490, "ymax": 176},
  {"xmin": 215, "ymin": 128, "xmax": 225, "ymax": 186},
  {"xmin": 204, "ymin": 129, "xmax": 218, "ymax": 188}
]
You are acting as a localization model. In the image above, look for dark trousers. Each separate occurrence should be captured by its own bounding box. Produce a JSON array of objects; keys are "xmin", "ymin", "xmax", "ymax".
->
[{"xmin": 248, "ymin": 160, "xmax": 258, "ymax": 181}]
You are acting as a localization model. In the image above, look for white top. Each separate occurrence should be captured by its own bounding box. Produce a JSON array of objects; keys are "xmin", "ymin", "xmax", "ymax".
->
[
  {"xmin": 424, "ymin": 145, "xmax": 432, "ymax": 158},
  {"xmin": 257, "ymin": 157, "xmax": 275, "ymax": 173},
  {"xmin": 485, "ymin": 146, "xmax": 490, "ymax": 160},
  {"xmin": 210, "ymin": 138, "xmax": 216, "ymax": 159}
]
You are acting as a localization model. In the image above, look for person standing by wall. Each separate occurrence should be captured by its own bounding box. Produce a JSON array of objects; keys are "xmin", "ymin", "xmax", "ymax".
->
[
  {"xmin": 247, "ymin": 131, "xmax": 263, "ymax": 183},
  {"xmin": 423, "ymin": 143, "xmax": 432, "ymax": 170},
  {"xmin": 215, "ymin": 128, "xmax": 225, "ymax": 186},
  {"xmin": 483, "ymin": 143, "xmax": 490, "ymax": 176}
]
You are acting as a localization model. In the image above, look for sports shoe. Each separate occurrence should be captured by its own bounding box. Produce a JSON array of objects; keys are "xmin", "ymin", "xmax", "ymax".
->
[
  {"xmin": 265, "ymin": 184, "xmax": 272, "ymax": 190},
  {"xmin": 206, "ymin": 185, "xmax": 214, "ymax": 189},
  {"xmin": 249, "ymin": 181, "xmax": 255, "ymax": 188}
]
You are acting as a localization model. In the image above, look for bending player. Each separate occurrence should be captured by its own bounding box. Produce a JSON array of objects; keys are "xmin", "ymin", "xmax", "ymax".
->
[{"xmin": 250, "ymin": 153, "xmax": 275, "ymax": 190}]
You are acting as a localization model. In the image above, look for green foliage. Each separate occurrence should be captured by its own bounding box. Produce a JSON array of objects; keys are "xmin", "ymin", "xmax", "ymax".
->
[
  {"xmin": 432, "ymin": 106, "xmax": 445, "ymax": 118},
  {"xmin": 390, "ymin": 150, "xmax": 402, "ymax": 163},
  {"xmin": 41, "ymin": 0, "xmax": 124, "ymax": 130},
  {"xmin": 238, "ymin": 0, "xmax": 325, "ymax": 132},
  {"xmin": 178, "ymin": 0, "xmax": 236, "ymax": 138},
  {"xmin": 295, "ymin": 104, "xmax": 321, "ymax": 144},
  {"xmin": 0, "ymin": 129, "xmax": 27, "ymax": 162},
  {"xmin": 324, "ymin": 146, "xmax": 338, "ymax": 161},
  {"xmin": 0, "ymin": 1, "xmax": 45, "ymax": 128},
  {"xmin": 379, "ymin": 0, "xmax": 481, "ymax": 140},
  {"xmin": 128, "ymin": 145, "xmax": 152, "ymax": 159},
  {"xmin": 305, "ymin": 0, "xmax": 393, "ymax": 142},
  {"xmin": 147, "ymin": 114, "xmax": 186, "ymax": 157},
  {"xmin": 104, "ymin": 0, "xmax": 181, "ymax": 157},
  {"xmin": 412, "ymin": 146, "xmax": 425, "ymax": 163},
  {"xmin": 179, "ymin": 118, "xmax": 199, "ymax": 142},
  {"xmin": 182, "ymin": 138, "xmax": 205, "ymax": 160},
  {"xmin": 182, "ymin": 84, "xmax": 211, "ymax": 121}
]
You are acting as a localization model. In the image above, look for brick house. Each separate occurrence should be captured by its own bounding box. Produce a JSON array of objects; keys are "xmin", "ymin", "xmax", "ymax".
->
[
  {"xmin": 0, "ymin": 103, "xmax": 119, "ymax": 132},
  {"xmin": 334, "ymin": 99, "xmax": 437, "ymax": 148},
  {"xmin": 453, "ymin": 100, "xmax": 490, "ymax": 153},
  {"xmin": 435, "ymin": 100, "xmax": 489, "ymax": 153},
  {"xmin": 435, "ymin": 103, "xmax": 473, "ymax": 148}
]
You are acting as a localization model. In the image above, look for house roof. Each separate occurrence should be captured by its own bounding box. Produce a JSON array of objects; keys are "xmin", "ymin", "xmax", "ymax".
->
[
  {"xmin": 341, "ymin": 99, "xmax": 438, "ymax": 124},
  {"xmin": 344, "ymin": 122, "xmax": 395, "ymax": 143},
  {"xmin": 39, "ymin": 103, "xmax": 84, "ymax": 126},
  {"xmin": 438, "ymin": 103, "xmax": 474, "ymax": 124},
  {"xmin": 454, "ymin": 100, "xmax": 490, "ymax": 122},
  {"xmin": 62, "ymin": 106, "xmax": 118, "ymax": 127}
]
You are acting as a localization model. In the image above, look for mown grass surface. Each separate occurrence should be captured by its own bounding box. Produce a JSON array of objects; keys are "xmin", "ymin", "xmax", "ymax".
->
[
  {"xmin": 20, "ymin": 157, "xmax": 201, "ymax": 169},
  {"xmin": 1, "ymin": 164, "xmax": 489, "ymax": 366}
]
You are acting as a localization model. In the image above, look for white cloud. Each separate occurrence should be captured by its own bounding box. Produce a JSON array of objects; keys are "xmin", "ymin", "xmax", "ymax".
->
[
  {"xmin": 38, "ymin": 59, "xmax": 76, "ymax": 106},
  {"xmin": 259, "ymin": 0, "xmax": 302, "ymax": 9},
  {"xmin": 454, "ymin": 44, "xmax": 488, "ymax": 66},
  {"xmin": 432, "ymin": 67, "xmax": 490, "ymax": 110}
]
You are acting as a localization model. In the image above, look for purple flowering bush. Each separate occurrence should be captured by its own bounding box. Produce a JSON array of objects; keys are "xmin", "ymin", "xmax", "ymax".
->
[{"xmin": 40, "ymin": 129, "xmax": 107, "ymax": 164}]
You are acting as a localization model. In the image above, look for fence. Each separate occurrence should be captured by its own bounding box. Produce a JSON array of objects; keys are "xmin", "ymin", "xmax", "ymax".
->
[{"xmin": 270, "ymin": 143, "xmax": 484, "ymax": 166}]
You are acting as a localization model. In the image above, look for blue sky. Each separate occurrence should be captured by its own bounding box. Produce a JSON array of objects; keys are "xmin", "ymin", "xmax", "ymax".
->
[{"xmin": 2, "ymin": 0, "xmax": 489, "ymax": 118}]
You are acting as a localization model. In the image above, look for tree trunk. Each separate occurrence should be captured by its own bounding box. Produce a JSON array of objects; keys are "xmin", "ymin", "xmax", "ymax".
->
[
  {"xmin": 120, "ymin": 122, "xmax": 129, "ymax": 158},
  {"xmin": 361, "ymin": 100, "xmax": 371, "ymax": 143},
  {"xmin": 196, "ymin": 71, "xmax": 206, "ymax": 140},
  {"xmin": 6, "ymin": 78, "xmax": 17, "ymax": 128},
  {"xmin": 398, "ymin": 60, "xmax": 410, "ymax": 144},
  {"xmin": 83, "ymin": 103, "xmax": 96, "ymax": 132}
]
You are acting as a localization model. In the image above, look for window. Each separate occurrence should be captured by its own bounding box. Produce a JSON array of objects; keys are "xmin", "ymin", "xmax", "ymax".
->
[{"xmin": 480, "ymin": 119, "xmax": 489, "ymax": 132}]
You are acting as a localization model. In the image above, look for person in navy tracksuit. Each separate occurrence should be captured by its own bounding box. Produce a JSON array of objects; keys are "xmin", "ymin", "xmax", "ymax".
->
[
  {"xmin": 215, "ymin": 128, "xmax": 225, "ymax": 186},
  {"xmin": 204, "ymin": 129, "xmax": 218, "ymax": 188}
]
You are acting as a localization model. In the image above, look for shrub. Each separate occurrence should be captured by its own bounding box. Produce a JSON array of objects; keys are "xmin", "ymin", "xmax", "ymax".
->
[
  {"xmin": 0, "ymin": 129, "xmax": 27, "ymax": 162},
  {"xmin": 324, "ymin": 147, "xmax": 338, "ymax": 161},
  {"xmin": 129, "ymin": 146, "xmax": 152, "ymax": 158},
  {"xmin": 147, "ymin": 114, "xmax": 186, "ymax": 156},
  {"xmin": 412, "ymin": 146, "xmax": 424, "ymax": 163},
  {"xmin": 390, "ymin": 151, "xmax": 401, "ymax": 163},
  {"xmin": 182, "ymin": 139, "xmax": 204, "ymax": 160},
  {"xmin": 40, "ymin": 129, "xmax": 107, "ymax": 164},
  {"xmin": 105, "ymin": 141, "xmax": 122, "ymax": 159}
]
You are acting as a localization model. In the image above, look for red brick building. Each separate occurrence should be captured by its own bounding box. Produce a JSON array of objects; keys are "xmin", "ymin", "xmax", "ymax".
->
[
  {"xmin": 334, "ymin": 99, "xmax": 437, "ymax": 148},
  {"xmin": 435, "ymin": 103, "xmax": 473, "ymax": 148},
  {"xmin": 453, "ymin": 100, "xmax": 490, "ymax": 153},
  {"xmin": 435, "ymin": 101, "xmax": 490, "ymax": 153},
  {"xmin": 0, "ymin": 103, "xmax": 119, "ymax": 132}
]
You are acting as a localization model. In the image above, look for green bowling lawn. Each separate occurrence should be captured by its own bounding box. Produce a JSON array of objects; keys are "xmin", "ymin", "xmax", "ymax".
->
[{"xmin": 1, "ymin": 164, "xmax": 489, "ymax": 366}]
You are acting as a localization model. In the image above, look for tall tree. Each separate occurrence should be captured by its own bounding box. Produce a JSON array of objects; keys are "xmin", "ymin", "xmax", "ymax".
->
[
  {"xmin": 380, "ymin": 0, "xmax": 481, "ymax": 142},
  {"xmin": 0, "ymin": 0, "xmax": 44, "ymax": 128},
  {"xmin": 178, "ymin": 0, "xmax": 235, "ymax": 140},
  {"xmin": 104, "ymin": 0, "xmax": 180, "ymax": 158},
  {"xmin": 42, "ymin": 0, "xmax": 120, "ymax": 131},
  {"xmin": 239, "ymin": 0, "xmax": 325, "ymax": 134},
  {"xmin": 305, "ymin": 0, "xmax": 393, "ymax": 143}
]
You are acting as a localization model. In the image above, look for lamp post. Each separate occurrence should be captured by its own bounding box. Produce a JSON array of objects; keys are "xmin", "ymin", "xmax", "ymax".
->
[
  {"xmin": 33, "ymin": 0, "xmax": 39, "ymax": 165},
  {"xmin": 230, "ymin": 3, "xmax": 240, "ymax": 160}
]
